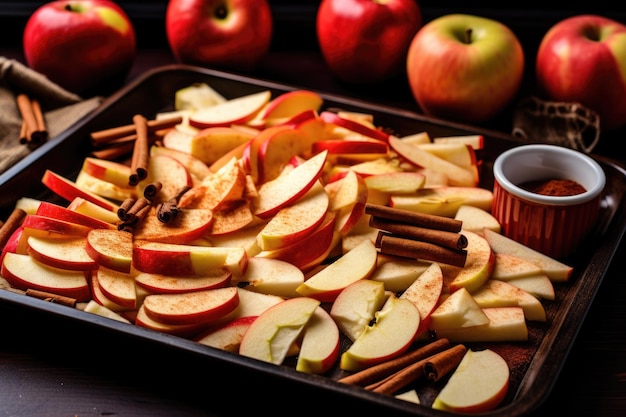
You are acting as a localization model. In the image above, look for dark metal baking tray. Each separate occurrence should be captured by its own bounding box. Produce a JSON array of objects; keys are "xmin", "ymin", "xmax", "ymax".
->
[{"xmin": 1, "ymin": 64, "xmax": 625, "ymax": 416}]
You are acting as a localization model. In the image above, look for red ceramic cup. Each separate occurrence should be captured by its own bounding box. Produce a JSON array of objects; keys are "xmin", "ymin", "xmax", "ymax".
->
[{"xmin": 492, "ymin": 144, "xmax": 606, "ymax": 259}]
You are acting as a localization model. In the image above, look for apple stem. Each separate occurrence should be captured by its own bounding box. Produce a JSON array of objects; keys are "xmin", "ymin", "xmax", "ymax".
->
[
  {"xmin": 214, "ymin": 5, "xmax": 228, "ymax": 20},
  {"xmin": 465, "ymin": 28, "xmax": 473, "ymax": 44}
]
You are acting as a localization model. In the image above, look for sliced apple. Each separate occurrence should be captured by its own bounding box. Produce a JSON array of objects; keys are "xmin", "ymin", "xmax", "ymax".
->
[
  {"xmin": 239, "ymin": 296, "xmax": 320, "ymax": 365},
  {"xmin": 390, "ymin": 186, "xmax": 493, "ymax": 217},
  {"xmin": 95, "ymin": 266, "xmax": 137, "ymax": 309},
  {"xmin": 26, "ymin": 235, "xmax": 97, "ymax": 271},
  {"xmin": 132, "ymin": 207, "xmax": 214, "ymax": 244},
  {"xmin": 134, "ymin": 267, "xmax": 231, "ymax": 294},
  {"xmin": 67, "ymin": 197, "xmax": 119, "ymax": 224},
  {"xmin": 142, "ymin": 286, "xmax": 239, "ymax": 325},
  {"xmin": 504, "ymin": 274, "xmax": 555, "ymax": 301},
  {"xmin": 89, "ymin": 273, "xmax": 131, "ymax": 312},
  {"xmin": 1, "ymin": 252, "xmax": 91, "ymax": 301},
  {"xmin": 296, "ymin": 306, "xmax": 341, "ymax": 374},
  {"xmin": 433, "ymin": 134, "xmax": 484, "ymax": 150},
  {"xmin": 85, "ymin": 229, "xmax": 133, "ymax": 273},
  {"xmin": 455, "ymin": 204, "xmax": 501, "ymax": 235},
  {"xmin": 491, "ymin": 253, "xmax": 543, "ymax": 280},
  {"xmin": 74, "ymin": 170, "xmax": 136, "ymax": 202},
  {"xmin": 237, "ymin": 257, "xmax": 305, "ymax": 298},
  {"xmin": 441, "ymin": 230, "xmax": 495, "ymax": 294},
  {"xmin": 330, "ymin": 279, "xmax": 387, "ymax": 341},
  {"xmin": 189, "ymin": 90, "xmax": 271, "ymax": 129},
  {"xmin": 174, "ymin": 82, "xmax": 226, "ymax": 111},
  {"xmin": 41, "ymin": 169, "xmax": 119, "ymax": 211},
  {"xmin": 195, "ymin": 315, "xmax": 257, "ymax": 353},
  {"xmin": 340, "ymin": 294, "xmax": 421, "ymax": 372},
  {"xmin": 81, "ymin": 157, "xmax": 133, "ymax": 188},
  {"xmin": 432, "ymin": 348, "xmax": 509, "ymax": 413},
  {"xmin": 132, "ymin": 240, "xmax": 229, "ymax": 276},
  {"xmin": 296, "ymin": 239, "xmax": 378, "ymax": 302},
  {"xmin": 428, "ymin": 287, "xmax": 490, "ymax": 330},
  {"xmin": 21, "ymin": 214, "xmax": 93, "ymax": 238},
  {"xmin": 320, "ymin": 111, "xmax": 390, "ymax": 142},
  {"xmin": 369, "ymin": 257, "xmax": 431, "ymax": 293},
  {"xmin": 400, "ymin": 262, "xmax": 444, "ymax": 336},
  {"xmin": 83, "ymin": 300, "xmax": 132, "ymax": 324},
  {"xmin": 149, "ymin": 145, "xmax": 212, "ymax": 183},
  {"xmin": 252, "ymin": 150, "xmax": 327, "ymax": 219},
  {"xmin": 257, "ymin": 90, "xmax": 323, "ymax": 122},
  {"xmin": 471, "ymin": 279, "xmax": 547, "ymax": 322},
  {"xmin": 483, "ymin": 228, "xmax": 573, "ymax": 282},
  {"xmin": 363, "ymin": 171, "xmax": 426, "ymax": 195},
  {"xmin": 14, "ymin": 197, "xmax": 42, "ymax": 214},
  {"xmin": 35, "ymin": 201, "xmax": 116, "ymax": 230},
  {"xmin": 134, "ymin": 303, "xmax": 210, "ymax": 337}
]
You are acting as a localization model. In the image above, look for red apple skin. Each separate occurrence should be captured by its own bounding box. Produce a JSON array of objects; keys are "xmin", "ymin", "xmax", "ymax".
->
[
  {"xmin": 536, "ymin": 14, "xmax": 626, "ymax": 131},
  {"xmin": 166, "ymin": 0, "xmax": 273, "ymax": 71},
  {"xmin": 316, "ymin": 0, "xmax": 422, "ymax": 83},
  {"xmin": 22, "ymin": 0, "xmax": 136, "ymax": 94},
  {"xmin": 406, "ymin": 14, "xmax": 524, "ymax": 124}
]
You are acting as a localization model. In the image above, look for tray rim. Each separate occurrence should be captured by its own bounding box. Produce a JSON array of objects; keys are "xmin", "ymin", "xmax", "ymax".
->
[{"xmin": 1, "ymin": 63, "xmax": 626, "ymax": 417}]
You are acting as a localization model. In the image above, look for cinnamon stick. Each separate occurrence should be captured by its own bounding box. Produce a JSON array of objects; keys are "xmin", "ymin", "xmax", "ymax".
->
[
  {"xmin": 370, "ymin": 344, "xmax": 467, "ymax": 395},
  {"xmin": 0, "ymin": 208, "xmax": 27, "ymax": 250},
  {"xmin": 143, "ymin": 181, "xmax": 163, "ymax": 200},
  {"xmin": 25, "ymin": 288, "xmax": 77, "ymax": 308},
  {"xmin": 129, "ymin": 114, "xmax": 149, "ymax": 185},
  {"xmin": 369, "ymin": 216, "xmax": 468, "ymax": 250},
  {"xmin": 376, "ymin": 232, "xmax": 467, "ymax": 267},
  {"xmin": 424, "ymin": 343, "xmax": 467, "ymax": 382},
  {"xmin": 337, "ymin": 338, "xmax": 451, "ymax": 386},
  {"xmin": 16, "ymin": 94, "xmax": 47, "ymax": 145},
  {"xmin": 117, "ymin": 198, "xmax": 136, "ymax": 221},
  {"xmin": 365, "ymin": 203, "xmax": 462, "ymax": 233},
  {"xmin": 31, "ymin": 99, "xmax": 48, "ymax": 144},
  {"xmin": 90, "ymin": 115, "xmax": 183, "ymax": 144},
  {"xmin": 91, "ymin": 142, "xmax": 135, "ymax": 160}
]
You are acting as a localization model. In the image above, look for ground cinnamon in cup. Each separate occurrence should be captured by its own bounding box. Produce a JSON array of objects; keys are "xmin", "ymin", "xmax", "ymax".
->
[{"xmin": 520, "ymin": 179, "xmax": 586, "ymax": 196}]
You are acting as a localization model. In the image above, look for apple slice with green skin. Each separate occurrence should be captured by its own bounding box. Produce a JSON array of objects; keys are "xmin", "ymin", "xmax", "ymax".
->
[
  {"xmin": 363, "ymin": 171, "xmax": 426, "ymax": 195},
  {"xmin": 296, "ymin": 306, "xmax": 341, "ymax": 374},
  {"xmin": 142, "ymin": 287, "xmax": 239, "ymax": 326},
  {"xmin": 428, "ymin": 287, "xmax": 490, "ymax": 330},
  {"xmin": 320, "ymin": 111, "xmax": 390, "ymax": 142},
  {"xmin": 239, "ymin": 296, "xmax": 320, "ymax": 365},
  {"xmin": 1, "ymin": 252, "xmax": 91, "ymax": 301},
  {"xmin": 35, "ymin": 201, "xmax": 116, "ymax": 230},
  {"xmin": 189, "ymin": 90, "xmax": 272, "ymax": 129},
  {"xmin": 454, "ymin": 204, "xmax": 501, "ymax": 235},
  {"xmin": 471, "ymin": 279, "xmax": 547, "ymax": 322},
  {"xmin": 296, "ymin": 238, "xmax": 378, "ymax": 302},
  {"xmin": 41, "ymin": 169, "xmax": 119, "ymax": 211},
  {"xmin": 340, "ymin": 294, "xmax": 421, "ymax": 372},
  {"xmin": 85, "ymin": 229, "xmax": 133, "ymax": 273},
  {"xmin": 149, "ymin": 145, "xmax": 212, "ymax": 184},
  {"xmin": 442, "ymin": 230, "xmax": 495, "ymax": 293},
  {"xmin": 236, "ymin": 257, "xmax": 304, "ymax": 298},
  {"xmin": 432, "ymin": 348, "xmax": 510, "ymax": 413},
  {"xmin": 369, "ymin": 257, "xmax": 431, "ymax": 292},
  {"xmin": 253, "ymin": 150, "xmax": 328, "ymax": 219},
  {"xmin": 256, "ymin": 181, "xmax": 329, "ymax": 251},
  {"xmin": 135, "ymin": 267, "xmax": 231, "ymax": 295},
  {"xmin": 389, "ymin": 136, "xmax": 478, "ymax": 186},
  {"xmin": 83, "ymin": 300, "xmax": 132, "ymax": 324},
  {"xmin": 179, "ymin": 157, "xmax": 247, "ymax": 211},
  {"xmin": 26, "ymin": 236, "xmax": 98, "ymax": 271},
  {"xmin": 195, "ymin": 315, "xmax": 257, "ymax": 353},
  {"xmin": 256, "ymin": 211, "xmax": 337, "ymax": 272},
  {"xmin": 390, "ymin": 186, "xmax": 493, "ymax": 217},
  {"xmin": 68, "ymin": 197, "xmax": 119, "ymax": 224},
  {"xmin": 400, "ymin": 262, "xmax": 444, "ymax": 336},
  {"xmin": 330, "ymin": 279, "xmax": 387, "ymax": 341},
  {"xmin": 132, "ymin": 240, "xmax": 229, "ymax": 276},
  {"xmin": 132, "ymin": 207, "xmax": 214, "ymax": 244},
  {"xmin": 483, "ymin": 228, "xmax": 573, "ymax": 282},
  {"xmin": 95, "ymin": 266, "xmax": 137, "ymax": 309},
  {"xmin": 81, "ymin": 157, "xmax": 133, "ymax": 188}
]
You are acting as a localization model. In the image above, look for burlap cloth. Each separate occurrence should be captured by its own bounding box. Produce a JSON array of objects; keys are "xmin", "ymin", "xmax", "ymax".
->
[{"xmin": 0, "ymin": 57, "xmax": 103, "ymax": 175}]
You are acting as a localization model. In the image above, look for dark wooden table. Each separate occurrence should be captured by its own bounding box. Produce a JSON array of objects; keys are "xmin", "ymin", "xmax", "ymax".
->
[{"xmin": 1, "ymin": 43, "xmax": 625, "ymax": 416}]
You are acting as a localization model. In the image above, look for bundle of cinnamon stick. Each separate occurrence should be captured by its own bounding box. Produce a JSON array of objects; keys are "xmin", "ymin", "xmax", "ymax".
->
[
  {"xmin": 16, "ymin": 93, "xmax": 48, "ymax": 147},
  {"xmin": 366, "ymin": 203, "xmax": 469, "ymax": 267}
]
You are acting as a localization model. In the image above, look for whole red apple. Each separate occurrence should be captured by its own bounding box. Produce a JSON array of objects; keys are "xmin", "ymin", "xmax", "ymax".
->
[
  {"xmin": 165, "ymin": 0, "xmax": 273, "ymax": 71},
  {"xmin": 536, "ymin": 14, "xmax": 626, "ymax": 131},
  {"xmin": 316, "ymin": 0, "xmax": 422, "ymax": 84},
  {"xmin": 406, "ymin": 14, "xmax": 525, "ymax": 124},
  {"xmin": 23, "ymin": 0, "xmax": 136, "ymax": 95}
]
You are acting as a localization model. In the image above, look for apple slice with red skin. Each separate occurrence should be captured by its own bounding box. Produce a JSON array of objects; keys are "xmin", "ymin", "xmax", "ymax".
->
[
  {"xmin": 432, "ymin": 348, "xmax": 510, "ymax": 413},
  {"xmin": 35, "ymin": 201, "xmax": 116, "ymax": 230},
  {"xmin": 135, "ymin": 267, "xmax": 231, "ymax": 295},
  {"xmin": 81, "ymin": 157, "xmax": 133, "ymax": 188},
  {"xmin": 89, "ymin": 273, "xmax": 130, "ymax": 312},
  {"xmin": 236, "ymin": 257, "xmax": 305, "ymax": 299},
  {"xmin": 135, "ymin": 304, "xmax": 211, "ymax": 337},
  {"xmin": 207, "ymin": 200, "xmax": 255, "ymax": 236},
  {"xmin": 26, "ymin": 235, "xmax": 98, "ymax": 271},
  {"xmin": 252, "ymin": 150, "xmax": 328, "ymax": 219},
  {"xmin": 239, "ymin": 296, "xmax": 320, "ymax": 365},
  {"xmin": 340, "ymin": 294, "xmax": 421, "ymax": 372},
  {"xmin": 1, "ymin": 252, "xmax": 91, "ymax": 301},
  {"xmin": 132, "ymin": 207, "xmax": 214, "ymax": 244},
  {"xmin": 296, "ymin": 238, "xmax": 378, "ymax": 302},
  {"xmin": 149, "ymin": 145, "xmax": 212, "ymax": 184},
  {"xmin": 296, "ymin": 306, "xmax": 341, "ymax": 374},
  {"xmin": 189, "ymin": 90, "xmax": 271, "ymax": 129},
  {"xmin": 195, "ymin": 315, "xmax": 257, "ymax": 353},
  {"xmin": 95, "ymin": 266, "xmax": 137, "ymax": 309},
  {"xmin": 41, "ymin": 169, "xmax": 118, "ymax": 211},
  {"xmin": 142, "ymin": 286, "xmax": 239, "ymax": 326},
  {"xmin": 257, "ymin": 90, "xmax": 323, "ymax": 121},
  {"xmin": 256, "ymin": 181, "xmax": 329, "ymax": 251},
  {"xmin": 67, "ymin": 197, "xmax": 119, "ymax": 224},
  {"xmin": 165, "ymin": 126, "xmax": 255, "ymax": 166},
  {"xmin": 136, "ymin": 154, "xmax": 193, "ymax": 204},
  {"xmin": 400, "ymin": 262, "xmax": 444, "ymax": 336},
  {"xmin": 255, "ymin": 125, "xmax": 313, "ymax": 184},
  {"xmin": 132, "ymin": 240, "xmax": 228, "ymax": 276},
  {"xmin": 21, "ymin": 214, "xmax": 93, "ymax": 238},
  {"xmin": 320, "ymin": 111, "xmax": 390, "ymax": 142},
  {"xmin": 455, "ymin": 204, "xmax": 501, "ymax": 235},
  {"xmin": 330, "ymin": 279, "xmax": 387, "ymax": 341},
  {"xmin": 85, "ymin": 229, "xmax": 133, "ymax": 273}
]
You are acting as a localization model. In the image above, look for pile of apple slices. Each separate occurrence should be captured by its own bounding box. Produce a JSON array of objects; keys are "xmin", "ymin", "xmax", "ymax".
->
[{"xmin": 0, "ymin": 85, "xmax": 574, "ymax": 412}]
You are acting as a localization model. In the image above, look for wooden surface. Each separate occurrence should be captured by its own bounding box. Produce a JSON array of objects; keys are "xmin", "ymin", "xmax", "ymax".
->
[{"xmin": 1, "ymin": 44, "xmax": 625, "ymax": 417}]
